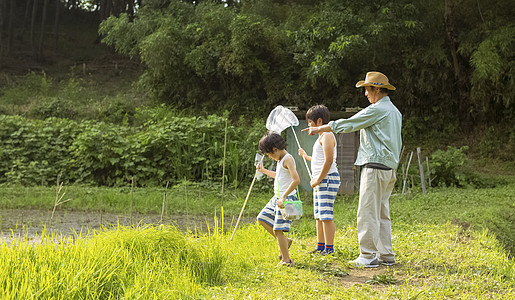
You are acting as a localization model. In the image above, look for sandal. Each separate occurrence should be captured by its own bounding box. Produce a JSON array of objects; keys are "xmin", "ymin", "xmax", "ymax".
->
[
  {"xmin": 276, "ymin": 259, "xmax": 294, "ymax": 268},
  {"xmin": 278, "ymin": 238, "xmax": 293, "ymax": 260}
]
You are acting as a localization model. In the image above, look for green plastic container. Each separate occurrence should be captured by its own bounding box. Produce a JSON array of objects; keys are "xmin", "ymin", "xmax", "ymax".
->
[{"xmin": 281, "ymin": 200, "xmax": 303, "ymax": 220}]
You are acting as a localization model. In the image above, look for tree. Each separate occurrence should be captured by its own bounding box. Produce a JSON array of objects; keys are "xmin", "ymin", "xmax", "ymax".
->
[{"xmin": 98, "ymin": 0, "xmax": 513, "ymax": 131}]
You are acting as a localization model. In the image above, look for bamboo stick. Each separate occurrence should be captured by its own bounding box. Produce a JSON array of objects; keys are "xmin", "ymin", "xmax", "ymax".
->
[
  {"xmin": 160, "ymin": 181, "xmax": 169, "ymax": 224},
  {"xmin": 426, "ymin": 157, "xmax": 432, "ymax": 187},
  {"xmin": 417, "ymin": 147, "xmax": 426, "ymax": 194},
  {"xmin": 231, "ymin": 155, "xmax": 265, "ymax": 241},
  {"xmin": 130, "ymin": 176, "xmax": 134, "ymax": 224},
  {"xmin": 402, "ymin": 152, "xmax": 413, "ymax": 194}
]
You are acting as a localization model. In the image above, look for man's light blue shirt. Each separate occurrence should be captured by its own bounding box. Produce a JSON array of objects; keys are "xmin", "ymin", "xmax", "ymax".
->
[{"xmin": 328, "ymin": 96, "xmax": 402, "ymax": 169}]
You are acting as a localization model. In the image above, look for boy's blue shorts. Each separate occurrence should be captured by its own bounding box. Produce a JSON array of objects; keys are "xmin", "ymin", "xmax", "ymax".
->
[
  {"xmin": 257, "ymin": 194, "xmax": 297, "ymax": 231},
  {"xmin": 314, "ymin": 172, "xmax": 340, "ymax": 220}
]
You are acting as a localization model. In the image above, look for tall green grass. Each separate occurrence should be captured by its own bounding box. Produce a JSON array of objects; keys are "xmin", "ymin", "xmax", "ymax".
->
[
  {"xmin": 0, "ymin": 220, "xmax": 513, "ymax": 299},
  {"xmin": 1, "ymin": 179, "xmax": 513, "ymax": 252},
  {"xmin": 0, "ymin": 176, "xmax": 513, "ymax": 298}
]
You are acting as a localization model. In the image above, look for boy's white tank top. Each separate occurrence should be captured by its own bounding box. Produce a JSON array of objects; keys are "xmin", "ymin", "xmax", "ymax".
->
[
  {"xmin": 274, "ymin": 153, "xmax": 296, "ymax": 198},
  {"xmin": 311, "ymin": 132, "xmax": 338, "ymax": 178}
]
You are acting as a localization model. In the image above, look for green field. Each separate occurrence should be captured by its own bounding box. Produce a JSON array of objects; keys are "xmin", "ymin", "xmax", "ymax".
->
[{"xmin": 0, "ymin": 174, "xmax": 513, "ymax": 298}]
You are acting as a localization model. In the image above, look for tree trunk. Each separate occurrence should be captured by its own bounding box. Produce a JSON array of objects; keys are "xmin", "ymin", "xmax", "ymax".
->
[
  {"xmin": 53, "ymin": 0, "xmax": 59, "ymax": 52},
  {"xmin": 7, "ymin": 0, "xmax": 14, "ymax": 54},
  {"xmin": 38, "ymin": 0, "xmax": 49, "ymax": 60},
  {"xmin": 106, "ymin": 0, "xmax": 112, "ymax": 19},
  {"xmin": 127, "ymin": 0, "xmax": 135, "ymax": 20},
  {"xmin": 67, "ymin": 0, "xmax": 76, "ymax": 10},
  {"xmin": 21, "ymin": 0, "xmax": 32, "ymax": 38},
  {"xmin": 444, "ymin": 0, "xmax": 470, "ymax": 125},
  {"xmin": 0, "ymin": 0, "xmax": 4, "ymax": 55},
  {"xmin": 30, "ymin": 0, "xmax": 38, "ymax": 57},
  {"xmin": 100, "ymin": 0, "xmax": 109, "ymax": 21}
]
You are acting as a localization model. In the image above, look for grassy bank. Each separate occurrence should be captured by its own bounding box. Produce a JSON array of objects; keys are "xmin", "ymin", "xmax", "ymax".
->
[
  {"xmin": 1, "ymin": 177, "xmax": 513, "ymax": 254},
  {"xmin": 0, "ymin": 174, "xmax": 513, "ymax": 298},
  {"xmin": 0, "ymin": 217, "xmax": 513, "ymax": 298}
]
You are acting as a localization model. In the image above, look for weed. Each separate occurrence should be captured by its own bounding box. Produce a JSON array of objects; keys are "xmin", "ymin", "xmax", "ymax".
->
[{"xmin": 366, "ymin": 271, "xmax": 400, "ymax": 285}]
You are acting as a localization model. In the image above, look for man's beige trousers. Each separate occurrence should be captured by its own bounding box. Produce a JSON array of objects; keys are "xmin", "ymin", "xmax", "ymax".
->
[{"xmin": 357, "ymin": 168, "xmax": 396, "ymax": 261}]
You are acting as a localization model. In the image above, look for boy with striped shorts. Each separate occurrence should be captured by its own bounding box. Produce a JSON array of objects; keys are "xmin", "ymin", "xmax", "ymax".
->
[
  {"xmin": 299, "ymin": 105, "xmax": 341, "ymax": 255},
  {"xmin": 256, "ymin": 132, "xmax": 301, "ymax": 267}
]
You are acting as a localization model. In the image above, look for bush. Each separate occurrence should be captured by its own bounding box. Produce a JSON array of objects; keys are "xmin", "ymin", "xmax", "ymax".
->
[
  {"xmin": 0, "ymin": 112, "xmax": 263, "ymax": 187},
  {"xmin": 0, "ymin": 116, "xmax": 78, "ymax": 185},
  {"xmin": 430, "ymin": 146, "xmax": 469, "ymax": 187}
]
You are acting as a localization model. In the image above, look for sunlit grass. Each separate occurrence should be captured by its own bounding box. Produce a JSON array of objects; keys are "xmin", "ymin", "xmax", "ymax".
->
[
  {"xmin": 0, "ymin": 219, "xmax": 513, "ymax": 299},
  {"xmin": 0, "ymin": 179, "xmax": 513, "ymax": 298}
]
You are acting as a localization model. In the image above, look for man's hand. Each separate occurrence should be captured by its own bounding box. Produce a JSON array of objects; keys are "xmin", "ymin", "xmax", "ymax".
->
[{"xmin": 302, "ymin": 126, "xmax": 319, "ymax": 136}]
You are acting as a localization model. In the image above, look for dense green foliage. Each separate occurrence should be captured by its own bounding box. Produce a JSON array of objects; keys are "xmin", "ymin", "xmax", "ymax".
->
[
  {"xmin": 0, "ymin": 113, "xmax": 262, "ymax": 186},
  {"xmin": 99, "ymin": 0, "xmax": 514, "ymax": 136},
  {"xmin": 0, "ymin": 72, "xmax": 147, "ymax": 124},
  {"xmin": 430, "ymin": 146, "xmax": 469, "ymax": 187}
]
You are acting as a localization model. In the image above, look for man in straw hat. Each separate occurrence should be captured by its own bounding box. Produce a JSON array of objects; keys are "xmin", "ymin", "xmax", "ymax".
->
[{"xmin": 303, "ymin": 71, "xmax": 402, "ymax": 268}]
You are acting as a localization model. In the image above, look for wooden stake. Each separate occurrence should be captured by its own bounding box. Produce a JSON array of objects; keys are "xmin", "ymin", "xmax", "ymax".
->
[
  {"xmin": 100, "ymin": 198, "xmax": 103, "ymax": 226},
  {"xmin": 399, "ymin": 145, "xmax": 406, "ymax": 166},
  {"xmin": 426, "ymin": 157, "xmax": 432, "ymax": 187},
  {"xmin": 417, "ymin": 147, "xmax": 426, "ymax": 194},
  {"xmin": 160, "ymin": 181, "xmax": 169, "ymax": 224},
  {"xmin": 402, "ymin": 152, "xmax": 413, "ymax": 194},
  {"xmin": 185, "ymin": 177, "xmax": 188, "ymax": 223},
  {"xmin": 130, "ymin": 176, "xmax": 134, "ymax": 224},
  {"xmin": 221, "ymin": 119, "xmax": 228, "ymax": 207}
]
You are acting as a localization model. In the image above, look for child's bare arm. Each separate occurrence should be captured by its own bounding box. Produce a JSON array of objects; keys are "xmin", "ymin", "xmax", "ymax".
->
[
  {"xmin": 311, "ymin": 133, "xmax": 336, "ymax": 187},
  {"xmin": 278, "ymin": 156, "xmax": 301, "ymax": 208},
  {"xmin": 257, "ymin": 162, "xmax": 276, "ymax": 178},
  {"xmin": 298, "ymin": 148, "xmax": 312, "ymax": 161}
]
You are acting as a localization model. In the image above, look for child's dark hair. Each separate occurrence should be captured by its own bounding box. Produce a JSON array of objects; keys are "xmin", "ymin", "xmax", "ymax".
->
[
  {"xmin": 258, "ymin": 132, "xmax": 286, "ymax": 154},
  {"xmin": 306, "ymin": 104, "xmax": 330, "ymax": 124}
]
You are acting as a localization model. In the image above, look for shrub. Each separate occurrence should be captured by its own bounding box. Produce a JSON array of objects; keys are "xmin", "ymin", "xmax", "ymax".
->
[
  {"xmin": 0, "ymin": 112, "xmax": 263, "ymax": 187},
  {"xmin": 430, "ymin": 146, "xmax": 468, "ymax": 187},
  {"xmin": 0, "ymin": 116, "xmax": 78, "ymax": 185}
]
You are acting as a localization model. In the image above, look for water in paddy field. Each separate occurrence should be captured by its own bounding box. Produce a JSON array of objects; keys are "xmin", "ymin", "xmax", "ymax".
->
[{"xmin": 0, "ymin": 209, "xmax": 255, "ymax": 245}]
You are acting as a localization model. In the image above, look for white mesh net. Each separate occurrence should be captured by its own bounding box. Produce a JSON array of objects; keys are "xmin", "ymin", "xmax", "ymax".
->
[{"xmin": 266, "ymin": 105, "xmax": 299, "ymax": 133}]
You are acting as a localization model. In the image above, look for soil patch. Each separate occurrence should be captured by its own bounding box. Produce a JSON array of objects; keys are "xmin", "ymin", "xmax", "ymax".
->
[{"xmin": 0, "ymin": 208, "xmax": 254, "ymax": 245}]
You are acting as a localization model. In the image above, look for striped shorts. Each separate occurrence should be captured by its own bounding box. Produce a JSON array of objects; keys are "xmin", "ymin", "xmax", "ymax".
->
[
  {"xmin": 313, "ymin": 172, "xmax": 340, "ymax": 221},
  {"xmin": 257, "ymin": 194, "xmax": 297, "ymax": 232}
]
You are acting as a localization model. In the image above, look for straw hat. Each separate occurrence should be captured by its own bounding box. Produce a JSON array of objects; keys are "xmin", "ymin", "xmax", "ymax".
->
[{"xmin": 355, "ymin": 71, "xmax": 396, "ymax": 90}]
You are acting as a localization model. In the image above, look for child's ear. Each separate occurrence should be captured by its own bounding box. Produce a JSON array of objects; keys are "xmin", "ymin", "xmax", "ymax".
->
[{"xmin": 316, "ymin": 118, "xmax": 324, "ymax": 126}]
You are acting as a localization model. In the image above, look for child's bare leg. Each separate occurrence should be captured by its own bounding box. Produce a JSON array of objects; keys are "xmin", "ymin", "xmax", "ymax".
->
[
  {"xmin": 316, "ymin": 219, "xmax": 325, "ymax": 243},
  {"xmin": 275, "ymin": 230, "xmax": 291, "ymax": 262},
  {"xmin": 322, "ymin": 220, "xmax": 335, "ymax": 246},
  {"xmin": 258, "ymin": 220, "xmax": 276, "ymax": 238}
]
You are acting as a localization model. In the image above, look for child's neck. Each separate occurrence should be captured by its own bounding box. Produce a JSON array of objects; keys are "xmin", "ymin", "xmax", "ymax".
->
[{"xmin": 277, "ymin": 150, "xmax": 288, "ymax": 161}]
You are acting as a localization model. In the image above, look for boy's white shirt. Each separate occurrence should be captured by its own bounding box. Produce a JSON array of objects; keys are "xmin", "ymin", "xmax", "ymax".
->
[
  {"xmin": 274, "ymin": 153, "xmax": 297, "ymax": 198},
  {"xmin": 311, "ymin": 132, "xmax": 338, "ymax": 181}
]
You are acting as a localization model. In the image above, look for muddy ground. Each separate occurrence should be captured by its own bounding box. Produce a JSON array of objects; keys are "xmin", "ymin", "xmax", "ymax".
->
[{"xmin": 0, "ymin": 208, "xmax": 255, "ymax": 245}]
